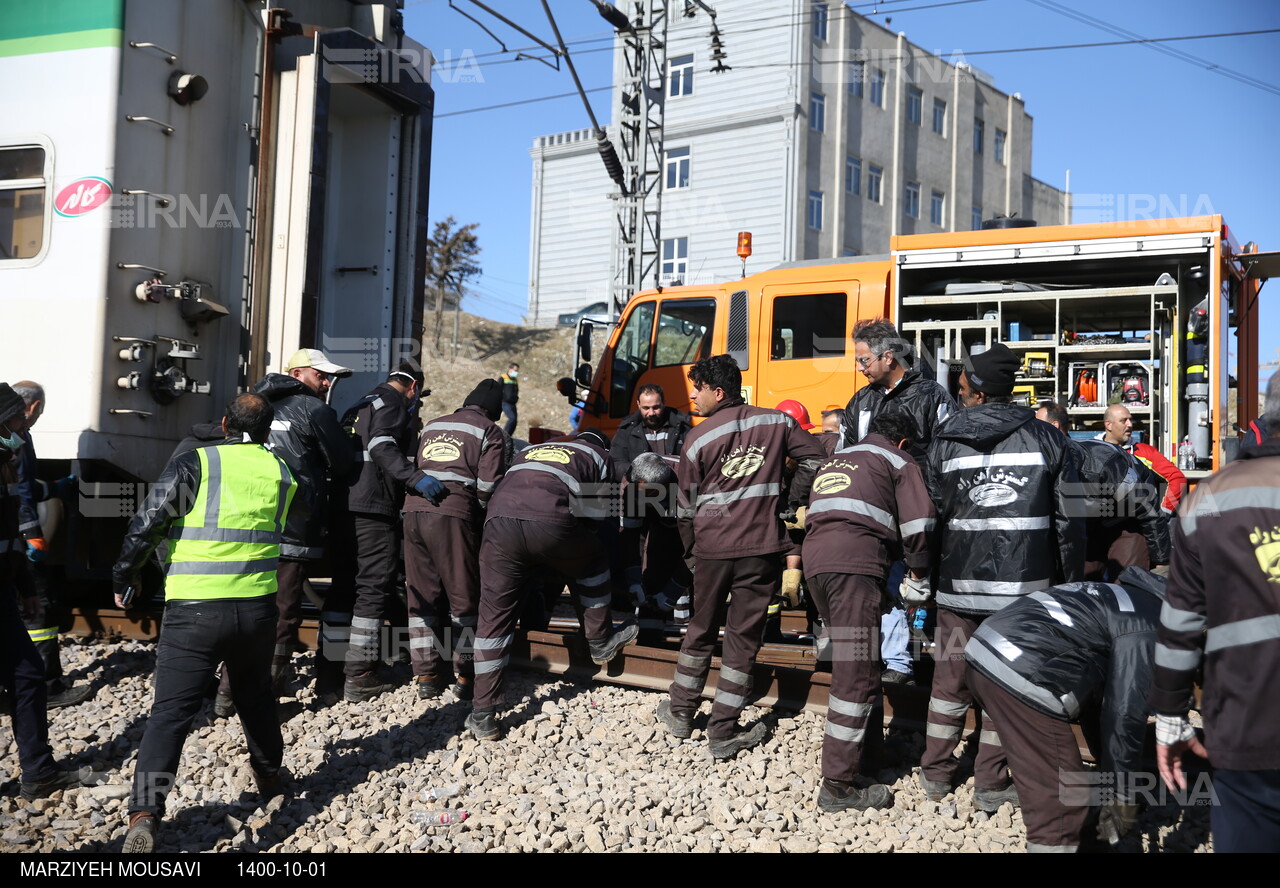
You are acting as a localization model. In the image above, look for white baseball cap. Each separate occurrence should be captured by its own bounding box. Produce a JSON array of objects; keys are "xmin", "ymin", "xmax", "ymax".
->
[{"xmin": 285, "ymin": 348, "xmax": 353, "ymax": 377}]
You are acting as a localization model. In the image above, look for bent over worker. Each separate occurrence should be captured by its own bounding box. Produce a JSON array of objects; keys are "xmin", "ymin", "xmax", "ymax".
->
[{"xmin": 113, "ymin": 394, "xmax": 299, "ymax": 853}]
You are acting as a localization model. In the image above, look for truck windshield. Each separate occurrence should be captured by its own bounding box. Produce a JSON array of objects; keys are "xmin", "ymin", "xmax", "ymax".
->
[
  {"xmin": 654, "ymin": 299, "xmax": 715, "ymax": 367},
  {"xmin": 610, "ymin": 301, "xmax": 656, "ymax": 417}
]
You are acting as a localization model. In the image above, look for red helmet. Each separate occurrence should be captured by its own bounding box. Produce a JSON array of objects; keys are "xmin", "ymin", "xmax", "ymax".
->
[{"xmin": 775, "ymin": 399, "xmax": 814, "ymax": 430}]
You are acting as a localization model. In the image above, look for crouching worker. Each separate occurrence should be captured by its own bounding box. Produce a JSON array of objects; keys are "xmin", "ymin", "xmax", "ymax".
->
[
  {"xmin": 964, "ymin": 567, "xmax": 1166, "ymax": 852},
  {"xmin": 802, "ymin": 413, "xmax": 935, "ymax": 812}
]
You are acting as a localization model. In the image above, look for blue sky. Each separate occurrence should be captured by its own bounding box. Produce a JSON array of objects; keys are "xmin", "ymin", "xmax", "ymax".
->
[{"xmin": 405, "ymin": 0, "xmax": 1280, "ymax": 384}]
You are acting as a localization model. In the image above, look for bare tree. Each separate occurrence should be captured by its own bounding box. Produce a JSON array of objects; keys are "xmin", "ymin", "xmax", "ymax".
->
[{"xmin": 424, "ymin": 216, "xmax": 481, "ymax": 352}]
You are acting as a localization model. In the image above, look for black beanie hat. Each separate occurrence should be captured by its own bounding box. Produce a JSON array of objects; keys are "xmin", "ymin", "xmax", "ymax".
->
[
  {"xmin": 0, "ymin": 383, "xmax": 24, "ymax": 427},
  {"xmin": 965, "ymin": 342, "xmax": 1019, "ymax": 396},
  {"xmin": 465, "ymin": 378, "xmax": 504, "ymax": 421}
]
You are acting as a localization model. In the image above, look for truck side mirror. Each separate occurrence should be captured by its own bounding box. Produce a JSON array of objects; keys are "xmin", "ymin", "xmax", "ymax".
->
[
  {"xmin": 577, "ymin": 321, "xmax": 593, "ymax": 365},
  {"xmin": 556, "ymin": 376, "xmax": 577, "ymax": 399},
  {"xmin": 575, "ymin": 363, "xmax": 593, "ymax": 387}
]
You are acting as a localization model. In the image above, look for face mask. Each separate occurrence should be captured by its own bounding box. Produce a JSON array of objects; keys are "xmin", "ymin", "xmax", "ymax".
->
[
  {"xmin": 509, "ymin": 371, "xmax": 518, "ymax": 380},
  {"xmin": 0, "ymin": 423, "xmax": 23, "ymax": 452}
]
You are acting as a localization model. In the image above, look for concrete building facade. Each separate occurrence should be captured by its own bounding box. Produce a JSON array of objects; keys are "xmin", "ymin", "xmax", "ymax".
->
[{"xmin": 527, "ymin": 0, "xmax": 1069, "ymax": 326}]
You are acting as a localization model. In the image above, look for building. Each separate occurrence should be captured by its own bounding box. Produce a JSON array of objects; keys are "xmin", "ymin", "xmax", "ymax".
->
[{"xmin": 527, "ymin": 0, "xmax": 1069, "ymax": 327}]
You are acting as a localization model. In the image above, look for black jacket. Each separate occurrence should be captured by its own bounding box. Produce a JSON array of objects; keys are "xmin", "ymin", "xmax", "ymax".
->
[
  {"xmin": 610, "ymin": 408, "xmax": 693, "ymax": 479},
  {"xmin": 966, "ymin": 572, "xmax": 1163, "ymax": 796},
  {"xmin": 926, "ymin": 402, "xmax": 1085, "ymax": 616},
  {"xmin": 838, "ymin": 368, "xmax": 956, "ymax": 467},
  {"xmin": 253, "ymin": 374, "xmax": 353, "ymax": 558},
  {"xmin": 339, "ymin": 383, "xmax": 426, "ymax": 517},
  {"xmin": 1070, "ymin": 438, "xmax": 1170, "ymax": 565}
]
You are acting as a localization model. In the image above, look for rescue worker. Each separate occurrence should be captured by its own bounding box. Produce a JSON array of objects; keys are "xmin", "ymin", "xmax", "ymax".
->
[
  {"xmin": 818, "ymin": 405, "xmax": 842, "ymax": 455},
  {"xmin": 404, "ymin": 379, "xmax": 508, "ymax": 701},
  {"xmin": 1100, "ymin": 404, "xmax": 1187, "ymax": 515},
  {"xmin": 1036, "ymin": 401, "xmax": 1169, "ymax": 579},
  {"xmin": 467, "ymin": 429, "xmax": 639, "ymax": 740},
  {"xmin": 113, "ymin": 394, "xmax": 298, "ymax": 853},
  {"xmin": 250, "ymin": 349, "xmax": 354, "ymax": 696},
  {"xmin": 1151, "ymin": 370, "xmax": 1280, "ymax": 853},
  {"xmin": 619, "ymin": 452, "xmax": 692, "ymax": 632},
  {"xmin": 611, "ymin": 384, "xmax": 693, "ymax": 617},
  {"xmin": 773, "ymin": 398, "xmax": 818, "ymax": 636},
  {"xmin": 920, "ymin": 342, "xmax": 1084, "ymax": 810},
  {"xmin": 838, "ymin": 319, "xmax": 956, "ymax": 686},
  {"xmin": 0, "ymin": 383, "xmax": 84, "ymax": 801},
  {"xmin": 965, "ymin": 568, "xmax": 1167, "ymax": 852},
  {"xmin": 803, "ymin": 412, "xmax": 935, "ymax": 812},
  {"xmin": 325, "ymin": 364, "xmax": 445, "ymax": 703},
  {"xmin": 657, "ymin": 355, "xmax": 827, "ymax": 759},
  {"xmin": 500, "ymin": 362, "xmax": 519, "ymax": 436},
  {"xmin": 10, "ymin": 381, "xmax": 89, "ymax": 708}
]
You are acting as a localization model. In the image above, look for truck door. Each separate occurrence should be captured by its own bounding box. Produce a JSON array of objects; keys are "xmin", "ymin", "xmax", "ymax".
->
[{"xmin": 756, "ymin": 284, "xmax": 865, "ymax": 418}]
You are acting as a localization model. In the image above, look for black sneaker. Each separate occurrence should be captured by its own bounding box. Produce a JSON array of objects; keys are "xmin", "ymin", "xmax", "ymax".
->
[
  {"xmin": 46, "ymin": 684, "xmax": 94, "ymax": 710},
  {"xmin": 818, "ymin": 779, "xmax": 893, "ymax": 813},
  {"xmin": 588, "ymin": 622, "xmax": 640, "ymax": 666},
  {"xmin": 415, "ymin": 674, "xmax": 449, "ymax": 700},
  {"xmin": 123, "ymin": 813, "xmax": 157, "ymax": 853},
  {"xmin": 708, "ymin": 721, "xmax": 768, "ymax": 760},
  {"xmin": 465, "ymin": 708, "xmax": 501, "ymax": 741},
  {"xmin": 974, "ymin": 782, "xmax": 1020, "ymax": 812},
  {"xmin": 20, "ymin": 766, "xmax": 86, "ymax": 801},
  {"xmin": 657, "ymin": 699, "xmax": 694, "ymax": 739},
  {"xmin": 344, "ymin": 672, "xmax": 396, "ymax": 703},
  {"xmin": 213, "ymin": 691, "xmax": 236, "ymax": 718},
  {"xmin": 880, "ymin": 669, "xmax": 913, "ymax": 685}
]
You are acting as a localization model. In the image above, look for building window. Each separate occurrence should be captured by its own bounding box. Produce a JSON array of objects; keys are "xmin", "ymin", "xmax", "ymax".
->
[
  {"xmin": 907, "ymin": 87, "xmax": 923, "ymax": 125},
  {"xmin": 812, "ymin": 3, "xmax": 829, "ymax": 41},
  {"xmin": 995, "ymin": 128, "xmax": 1007, "ymax": 164},
  {"xmin": 867, "ymin": 165, "xmax": 883, "ymax": 203},
  {"xmin": 807, "ymin": 190, "xmax": 824, "ymax": 230},
  {"xmin": 845, "ymin": 156, "xmax": 861, "ymax": 195},
  {"xmin": 849, "ymin": 60, "xmax": 864, "ymax": 98},
  {"xmin": 0, "ymin": 145, "xmax": 49, "ymax": 263},
  {"xmin": 771, "ymin": 293, "xmax": 847, "ymax": 361},
  {"xmin": 870, "ymin": 68, "xmax": 886, "ymax": 108},
  {"xmin": 972, "ymin": 206, "xmax": 983, "ymax": 229},
  {"xmin": 973, "ymin": 118, "xmax": 984, "ymax": 154},
  {"xmin": 665, "ymin": 146, "xmax": 690, "ymax": 190},
  {"xmin": 809, "ymin": 92, "xmax": 826, "ymax": 132},
  {"xmin": 668, "ymin": 54, "xmax": 694, "ymax": 97},
  {"xmin": 930, "ymin": 190, "xmax": 945, "ymax": 226},
  {"xmin": 904, "ymin": 181, "xmax": 921, "ymax": 219},
  {"xmin": 932, "ymin": 98, "xmax": 947, "ymax": 135},
  {"xmin": 661, "ymin": 236, "xmax": 688, "ymax": 279}
]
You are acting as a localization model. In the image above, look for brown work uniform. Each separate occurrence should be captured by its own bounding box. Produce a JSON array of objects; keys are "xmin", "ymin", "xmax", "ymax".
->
[
  {"xmin": 668, "ymin": 400, "xmax": 826, "ymax": 739},
  {"xmin": 473, "ymin": 437, "xmax": 615, "ymax": 711},
  {"xmin": 403, "ymin": 406, "xmax": 507, "ymax": 682},
  {"xmin": 802, "ymin": 435, "xmax": 935, "ymax": 783}
]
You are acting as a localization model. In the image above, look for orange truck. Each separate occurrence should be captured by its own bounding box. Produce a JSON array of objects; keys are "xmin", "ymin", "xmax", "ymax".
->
[{"xmin": 564, "ymin": 215, "xmax": 1271, "ymax": 476}]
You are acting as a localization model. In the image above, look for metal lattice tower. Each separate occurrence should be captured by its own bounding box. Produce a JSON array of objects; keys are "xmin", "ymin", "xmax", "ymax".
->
[{"xmin": 608, "ymin": 1, "xmax": 668, "ymax": 315}]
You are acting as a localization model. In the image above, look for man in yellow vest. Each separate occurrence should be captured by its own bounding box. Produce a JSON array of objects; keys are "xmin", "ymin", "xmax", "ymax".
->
[{"xmin": 112, "ymin": 394, "xmax": 300, "ymax": 853}]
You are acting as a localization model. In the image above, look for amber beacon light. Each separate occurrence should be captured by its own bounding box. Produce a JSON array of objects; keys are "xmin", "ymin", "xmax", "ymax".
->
[{"xmin": 736, "ymin": 231, "xmax": 752, "ymax": 276}]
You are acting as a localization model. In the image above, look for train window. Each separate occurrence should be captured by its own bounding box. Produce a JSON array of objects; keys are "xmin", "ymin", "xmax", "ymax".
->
[
  {"xmin": 770, "ymin": 293, "xmax": 846, "ymax": 360},
  {"xmin": 0, "ymin": 146, "xmax": 48, "ymax": 262},
  {"xmin": 610, "ymin": 301, "xmax": 656, "ymax": 418},
  {"xmin": 654, "ymin": 299, "xmax": 715, "ymax": 368}
]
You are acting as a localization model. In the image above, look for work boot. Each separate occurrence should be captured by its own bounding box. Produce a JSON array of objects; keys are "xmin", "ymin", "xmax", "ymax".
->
[
  {"xmin": 465, "ymin": 708, "xmax": 501, "ymax": 741},
  {"xmin": 214, "ymin": 691, "xmax": 236, "ymax": 719},
  {"xmin": 657, "ymin": 699, "xmax": 694, "ymax": 739},
  {"xmin": 817, "ymin": 779, "xmax": 894, "ymax": 813},
  {"xmin": 123, "ymin": 812, "xmax": 158, "ymax": 853},
  {"xmin": 880, "ymin": 669, "xmax": 913, "ymax": 686},
  {"xmin": 588, "ymin": 622, "xmax": 639, "ymax": 666},
  {"xmin": 974, "ymin": 782, "xmax": 1020, "ymax": 813},
  {"xmin": 270, "ymin": 656, "xmax": 292, "ymax": 697},
  {"xmin": 451, "ymin": 678, "xmax": 474, "ymax": 702},
  {"xmin": 253, "ymin": 767, "xmax": 288, "ymax": 803},
  {"xmin": 918, "ymin": 772, "xmax": 952, "ymax": 801},
  {"xmin": 415, "ymin": 674, "xmax": 449, "ymax": 700},
  {"xmin": 344, "ymin": 672, "xmax": 396, "ymax": 703},
  {"xmin": 20, "ymin": 766, "xmax": 86, "ymax": 801},
  {"xmin": 709, "ymin": 721, "xmax": 768, "ymax": 760},
  {"xmin": 46, "ymin": 684, "xmax": 94, "ymax": 710}
]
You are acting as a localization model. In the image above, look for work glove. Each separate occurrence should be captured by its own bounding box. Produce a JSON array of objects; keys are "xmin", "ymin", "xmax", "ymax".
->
[
  {"xmin": 25, "ymin": 538, "xmax": 49, "ymax": 562},
  {"xmin": 624, "ymin": 566, "xmax": 646, "ymax": 606},
  {"xmin": 783, "ymin": 506, "xmax": 807, "ymax": 531},
  {"xmin": 899, "ymin": 574, "xmax": 932, "ymax": 604},
  {"xmin": 1096, "ymin": 800, "xmax": 1140, "ymax": 845},
  {"xmin": 413, "ymin": 475, "xmax": 447, "ymax": 505},
  {"xmin": 781, "ymin": 568, "xmax": 804, "ymax": 608}
]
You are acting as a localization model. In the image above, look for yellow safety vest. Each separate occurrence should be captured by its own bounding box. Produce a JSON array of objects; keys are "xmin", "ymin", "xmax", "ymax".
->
[{"xmin": 165, "ymin": 443, "xmax": 296, "ymax": 600}]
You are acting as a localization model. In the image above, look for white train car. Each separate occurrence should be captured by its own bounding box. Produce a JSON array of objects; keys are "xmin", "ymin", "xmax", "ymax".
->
[{"xmin": 0, "ymin": 0, "xmax": 434, "ymax": 581}]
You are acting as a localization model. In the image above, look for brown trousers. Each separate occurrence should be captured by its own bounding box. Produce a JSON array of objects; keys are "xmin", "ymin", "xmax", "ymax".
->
[{"xmin": 403, "ymin": 511, "xmax": 481, "ymax": 680}]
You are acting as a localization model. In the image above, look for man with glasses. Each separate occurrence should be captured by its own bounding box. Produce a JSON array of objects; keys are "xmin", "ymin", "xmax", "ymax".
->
[{"xmin": 838, "ymin": 319, "xmax": 956, "ymax": 685}]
